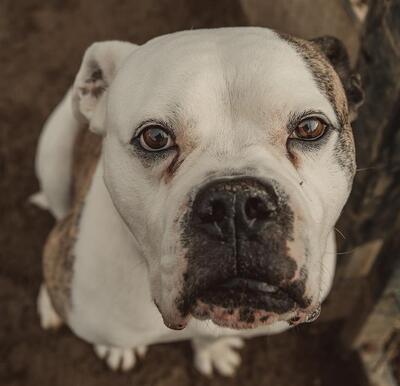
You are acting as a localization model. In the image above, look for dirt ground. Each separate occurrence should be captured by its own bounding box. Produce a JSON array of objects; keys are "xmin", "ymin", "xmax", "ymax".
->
[{"xmin": 0, "ymin": 1, "xmax": 363, "ymax": 385}]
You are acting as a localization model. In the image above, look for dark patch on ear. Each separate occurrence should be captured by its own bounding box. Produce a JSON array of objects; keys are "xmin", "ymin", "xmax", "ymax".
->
[
  {"xmin": 90, "ymin": 68, "xmax": 103, "ymax": 81},
  {"xmin": 80, "ymin": 65, "xmax": 107, "ymax": 99},
  {"xmin": 311, "ymin": 36, "xmax": 364, "ymax": 121}
]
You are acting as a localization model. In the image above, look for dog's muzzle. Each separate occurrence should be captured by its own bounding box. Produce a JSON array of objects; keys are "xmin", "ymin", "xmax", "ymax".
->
[{"xmin": 179, "ymin": 177, "xmax": 312, "ymax": 328}]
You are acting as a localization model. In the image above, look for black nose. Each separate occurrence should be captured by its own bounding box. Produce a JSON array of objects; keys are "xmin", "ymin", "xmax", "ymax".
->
[{"xmin": 193, "ymin": 177, "xmax": 278, "ymax": 239}]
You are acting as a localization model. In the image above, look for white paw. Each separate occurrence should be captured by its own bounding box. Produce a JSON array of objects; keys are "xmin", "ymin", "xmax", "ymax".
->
[
  {"xmin": 94, "ymin": 344, "xmax": 147, "ymax": 372},
  {"xmin": 192, "ymin": 336, "xmax": 244, "ymax": 377},
  {"xmin": 37, "ymin": 284, "xmax": 63, "ymax": 330}
]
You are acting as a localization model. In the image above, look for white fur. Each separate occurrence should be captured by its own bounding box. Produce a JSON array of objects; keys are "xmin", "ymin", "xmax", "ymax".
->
[
  {"xmin": 36, "ymin": 28, "xmax": 351, "ymax": 376},
  {"xmin": 35, "ymin": 90, "xmax": 80, "ymax": 220}
]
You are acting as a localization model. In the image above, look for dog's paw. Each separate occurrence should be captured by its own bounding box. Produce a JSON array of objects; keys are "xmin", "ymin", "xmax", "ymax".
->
[
  {"xmin": 192, "ymin": 336, "xmax": 244, "ymax": 377},
  {"xmin": 94, "ymin": 344, "xmax": 147, "ymax": 372},
  {"xmin": 37, "ymin": 284, "xmax": 63, "ymax": 330}
]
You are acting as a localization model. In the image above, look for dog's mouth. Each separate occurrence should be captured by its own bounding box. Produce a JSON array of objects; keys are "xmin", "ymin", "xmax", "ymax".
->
[{"xmin": 188, "ymin": 278, "xmax": 316, "ymax": 329}]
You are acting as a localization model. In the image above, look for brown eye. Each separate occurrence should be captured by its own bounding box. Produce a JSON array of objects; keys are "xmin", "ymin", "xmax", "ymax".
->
[
  {"xmin": 291, "ymin": 118, "xmax": 327, "ymax": 141},
  {"xmin": 138, "ymin": 125, "xmax": 174, "ymax": 151}
]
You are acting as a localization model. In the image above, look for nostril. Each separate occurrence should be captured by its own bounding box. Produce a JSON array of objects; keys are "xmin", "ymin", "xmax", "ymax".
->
[
  {"xmin": 244, "ymin": 196, "xmax": 272, "ymax": 221},
  {"xmin": 199, "ymin": 199, "xmax": 226, "ymax": 223}
]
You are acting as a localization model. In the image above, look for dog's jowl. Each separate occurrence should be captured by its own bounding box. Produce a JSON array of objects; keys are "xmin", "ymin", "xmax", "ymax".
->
[{"xmin": 34, "ymin": 27, "xmax": 363, "ymax": 376}]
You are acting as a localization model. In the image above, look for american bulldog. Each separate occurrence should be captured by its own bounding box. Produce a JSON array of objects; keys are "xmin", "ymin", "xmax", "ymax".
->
[{"xmin": 33, "ymin": 27, "xmax": 363, "ymax": 376}]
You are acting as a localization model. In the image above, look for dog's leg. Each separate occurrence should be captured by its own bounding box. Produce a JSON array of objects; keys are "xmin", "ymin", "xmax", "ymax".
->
[
  {"xmin": 94, "ymin": 344, "xmax": 147, "ymax": 372},
  {"xmin": 37, "ymin": 284, "xmax": 63, "ymax": 330},
  {"xmin": 191, "ymin": 336, "xmax": 244, "ymax": 377}
]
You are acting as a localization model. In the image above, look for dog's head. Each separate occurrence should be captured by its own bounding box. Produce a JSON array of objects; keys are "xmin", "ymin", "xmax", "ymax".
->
[{"xmin": 73, "ymin": 28, "xmax": 363, "ymax": 330}]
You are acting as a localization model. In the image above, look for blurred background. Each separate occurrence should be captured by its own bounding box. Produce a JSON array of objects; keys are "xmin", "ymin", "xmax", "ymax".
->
[{"xmin": 1, "ymin": 1, "xmax": 399, "ymax": 385}]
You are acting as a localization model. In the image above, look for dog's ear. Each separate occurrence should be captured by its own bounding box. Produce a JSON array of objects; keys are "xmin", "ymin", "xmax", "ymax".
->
[
  {"xmin": 311, "ymin": 36, "xmax": 364, "ymax": 122},
  {"xmin": 72, "ymin": 41, "xmax": 138, "ymax": 135}
]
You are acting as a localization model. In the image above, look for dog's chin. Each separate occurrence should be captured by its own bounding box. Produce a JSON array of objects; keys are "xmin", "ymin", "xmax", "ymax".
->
[
  {"xmin": 186, "ymin": 278, "xmax": 319, "ymax": 329},
  {"xmin": 157, "ymin": 279, "xmax": 321, "ymax": 330},
  {"xmin": 190, "ymin": 300, "xmax": 288, "ymax": 329}
]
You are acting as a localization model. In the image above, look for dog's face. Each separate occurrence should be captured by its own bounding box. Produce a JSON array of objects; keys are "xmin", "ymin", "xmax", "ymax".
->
[{"xmin": 74, "ymin": 28, "xmax": 363, "ymax": 330}]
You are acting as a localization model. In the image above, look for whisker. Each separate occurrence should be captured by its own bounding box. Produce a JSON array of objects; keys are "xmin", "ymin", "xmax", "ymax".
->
[
  {"xmin": 335, "ymin": 248, "xmax": 358, "ymax": 256},
  {"xmin": 356, "ymin": 162, "xmax": 400, "ymax": 173},
  {"xmin": 356, "ymin": 166, "xmax": 377, "ymax": 172},
  {"xmin": 334, "ymin": 227, "xmax": 346, "ymax": 240},
  {"xmin": 325, "ymin": 248, "xmax": 357, "ymax": 256}
]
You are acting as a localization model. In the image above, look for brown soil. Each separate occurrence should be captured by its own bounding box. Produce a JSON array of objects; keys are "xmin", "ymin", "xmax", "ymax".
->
[{"xmin": 0, "ymin": 1, "xmax": 362, "ymax": 385}]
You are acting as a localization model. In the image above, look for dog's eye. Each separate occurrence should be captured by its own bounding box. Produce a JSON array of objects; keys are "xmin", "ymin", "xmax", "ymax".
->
[
  {"xmin": 138, "ymin": 125, "xmax": 174, "ymax": 151},
  {"xmin": 290, "ymin": 118, "xmax": 327, "ymax": 141}
]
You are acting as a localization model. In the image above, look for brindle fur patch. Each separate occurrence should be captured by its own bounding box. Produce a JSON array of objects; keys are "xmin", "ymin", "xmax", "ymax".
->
[
  {"xmin": 279, "ymin": 34, "xmax": 356, "ymax": 179},
  {"xmin": 279, "ymin": 33, "xmax": 349, "ymax": 126},
  {"xmin": 43, "ymin": 128, "xmax": 102, "ymax": 321}
]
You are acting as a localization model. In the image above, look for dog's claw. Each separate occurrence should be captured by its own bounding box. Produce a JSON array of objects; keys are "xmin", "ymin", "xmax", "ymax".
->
[
  {"xmin": 94, "ymin": 344, "xmax": 147, "ymax": 372},
  {"xmin": 192, "ymin": 336, "xmax": 244, "ymax": 377},
  {"xmin": 135, "ymin": 345, "xmax": 148, "ymax": 358}
]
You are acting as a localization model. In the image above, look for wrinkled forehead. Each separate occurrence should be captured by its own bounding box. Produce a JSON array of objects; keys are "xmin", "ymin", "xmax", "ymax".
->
[{"xmin": 109, "ymin": 28, "xmax": 338, "ymax": 134}]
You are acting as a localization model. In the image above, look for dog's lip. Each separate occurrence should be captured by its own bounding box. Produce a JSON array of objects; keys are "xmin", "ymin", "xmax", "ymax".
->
[
  {"xmin": 194, "ymin": 277, "xmax": 301, "ymax": 307},
  {"xmin": 188, "ymin": 283, "xmax": 321, "ymax": 329},
  {"xmin": 218, "ymin": 277, "xmax": 280, "ymax": 294},
  {"xmin": 190, "ymin": 299, "xmax": 288, "ymax": 329},
  {"xmin": 188, "ymin": 301, "xmax": 321, "ymax": 330},
  {"xmin": 188, "ymin": 276, "xmax": 302, "ymax": 324}
]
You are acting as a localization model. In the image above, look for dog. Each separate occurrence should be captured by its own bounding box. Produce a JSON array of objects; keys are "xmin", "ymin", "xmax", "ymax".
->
[{"xmin": 32, "ymin": 27, "xmax": 363, "ymax": 376}]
